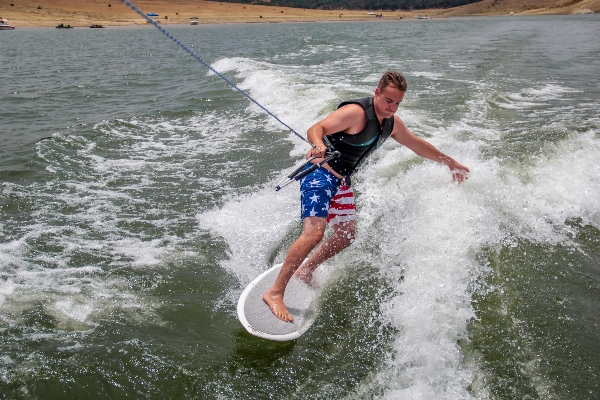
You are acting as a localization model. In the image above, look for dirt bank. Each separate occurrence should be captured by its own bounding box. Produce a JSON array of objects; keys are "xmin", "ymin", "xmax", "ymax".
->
[{"xmin": 0, "ymin": 0, "xmax": 597, "ymax": 28}]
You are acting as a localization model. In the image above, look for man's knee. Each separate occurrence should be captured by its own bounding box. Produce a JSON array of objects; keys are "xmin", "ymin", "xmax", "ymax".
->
[
  {"xmin": 338, "ymin": 232, "xmax": 355, "ymax": 249},
  {"xmin": 334, "ymin": 222, "xmax": 356, "ymax": 248},
  {"xmin": 302, "ymin": 217, "xmax": 327, "ymax": 246}
]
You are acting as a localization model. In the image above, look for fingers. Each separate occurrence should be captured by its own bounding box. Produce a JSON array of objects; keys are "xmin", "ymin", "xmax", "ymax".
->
[
  {"xmin": 453, "ymin": 173, "xmax": 465, "ymax": 183},
  {"xmin": 452, "ymin": 170, "xmax": 469, "ymax": 183},
  {"xmin": 311, "ymin": 144, "xmax": 327, "ymax": 158},
  {"xmin": 452, "ymin": 167, "xmax": 469, "ymax": 183},
  {"xmin": 448, "ymin": 162, "xmax": 469, "ymax": 183}
]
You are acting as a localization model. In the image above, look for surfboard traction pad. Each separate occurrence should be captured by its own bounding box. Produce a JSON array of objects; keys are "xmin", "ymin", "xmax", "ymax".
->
[{"xmin": 241, "ymin": 265, "xmax": 318, "ymax": 339}]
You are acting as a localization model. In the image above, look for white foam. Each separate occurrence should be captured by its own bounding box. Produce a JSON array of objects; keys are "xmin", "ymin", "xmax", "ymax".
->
[
  {"xmin": 449, "ymin": 63, "xmax": 471, "ymax": 71},
  {"xmin": 210, "ymin": 57, "xmax": 355, "ymax": 156},
  {"xmin": 410, "ymin": 71, "xmax": 444, "ymax": 80},
  {"xmin": 359, "ymin": 129, "xmax": 599, "ymax": 399},
  {"xmin": 111, "ymin": 238, "xmax": 165, "ymax": 267},
  {"xmin": 494, "ymin": 83, "xmax": 580, "ymax": 111},
  {"xmin": 52, "ymin": 299, "xmax": 94, "ymax": 323},
  {"xmin": 525, "ymin": 83, "xmax": 581, "ymax": 99},
  {"xmin": 354, "ymin": 148, "xmax": 493, "ymax": 398},
  {"xmin": 504, "ymin": 131, "xmax": 600, "ymax": 232},
  {"xmin": 57, "ymin": 342, "xmax": 84, "ymax": 351},
  {"xmin": 2, "ymin": 106, "xmax": 253, "ymax": 329},
  {"xmin": 197, "ymin": 184, "xmax": 298, "ymax": 285}
]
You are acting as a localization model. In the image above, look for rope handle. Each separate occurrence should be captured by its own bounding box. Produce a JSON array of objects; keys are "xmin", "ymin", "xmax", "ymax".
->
[{"xmin": 275, "ymin": 151, "xmax": 340, "ymax": 191}]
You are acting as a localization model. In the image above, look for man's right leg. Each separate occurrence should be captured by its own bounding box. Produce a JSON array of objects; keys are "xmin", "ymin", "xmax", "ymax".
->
[
  {"xmin": 262, "ymin": 216, "xmax": 327, "ymax": 322},
  {"xmin": 294, "ymin": 182, "xmax": 357, "ymax": 284}
]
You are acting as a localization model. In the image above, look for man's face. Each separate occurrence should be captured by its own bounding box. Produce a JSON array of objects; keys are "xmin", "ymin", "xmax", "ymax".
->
[{"xmin": 374, "ymin": 86, "xmax": 405, "ymax": 119}]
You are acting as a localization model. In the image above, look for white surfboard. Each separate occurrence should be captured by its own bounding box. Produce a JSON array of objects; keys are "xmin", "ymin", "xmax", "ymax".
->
[{"xmin": 237, "ymin": 263, "xmax": 319, "ymax": 341}]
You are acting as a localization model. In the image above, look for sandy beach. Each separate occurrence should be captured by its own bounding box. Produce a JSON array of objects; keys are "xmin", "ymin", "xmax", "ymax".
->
[{"xmin": 0, "ymin": 0, "xmax": 597, "ymax": 28}]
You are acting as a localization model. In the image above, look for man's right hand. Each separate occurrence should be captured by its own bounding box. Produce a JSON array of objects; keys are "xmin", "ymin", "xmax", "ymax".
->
[{"xmin": 310, "ymin": 144, "xmax": 327, "ymax": 158}]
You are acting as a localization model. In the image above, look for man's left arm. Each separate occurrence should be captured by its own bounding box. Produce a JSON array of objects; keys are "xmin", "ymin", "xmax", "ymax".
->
[{"xmin": 390, "ymin": 116, "xmax": 470, "ymax": 183}]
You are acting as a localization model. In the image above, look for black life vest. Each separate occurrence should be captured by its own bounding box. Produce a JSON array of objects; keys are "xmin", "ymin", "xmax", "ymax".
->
[{"xmin": 324, "ymin": 97, "xmax": 394, "ymax": 177}]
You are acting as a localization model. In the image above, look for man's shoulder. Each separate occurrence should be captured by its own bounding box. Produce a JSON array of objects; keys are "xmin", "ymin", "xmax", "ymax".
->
[
  {"xmin": 338, "ymin": 97, "xmax": 372, "ymax": 109},
  {"xmin": 389, "ymin": 115, "xmax": 409, "ymax": 138},
  {"xmin": 334, "ymin": 103, "xmax": 368, "ymax": 124},
  {"xmin": 338, "ymin": 102, "xmax": 365, "ymax": 112}
]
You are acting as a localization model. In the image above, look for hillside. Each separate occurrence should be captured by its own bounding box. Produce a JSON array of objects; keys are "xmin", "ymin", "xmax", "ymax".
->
[
  {"xmin": 0, "ymin": 0, "xmax": 597, "ymax": 28},
  {"xmin": 439, "ymin": 0, "xmax": 599, "ymax": 15}
]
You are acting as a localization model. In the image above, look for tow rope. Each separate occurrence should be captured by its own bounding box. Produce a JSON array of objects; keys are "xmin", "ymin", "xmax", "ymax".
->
[
  {"xmin": 120, "ymin": 0, "xmax": 339, "ymax": 190},
  {"xmin": 120, "ymin": 0, "xmax": 309, "ymax": 145}
]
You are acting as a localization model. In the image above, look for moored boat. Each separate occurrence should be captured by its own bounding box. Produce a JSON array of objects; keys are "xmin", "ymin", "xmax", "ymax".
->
[{"xmin": 0, "ymin": 17, "xmax": 15, "ymax": 30}]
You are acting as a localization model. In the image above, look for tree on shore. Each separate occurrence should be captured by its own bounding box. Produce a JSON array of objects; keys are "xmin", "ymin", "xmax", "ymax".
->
[{"xmin": 219, "ymin": 0, "xmax": 481, "ymax": 10}]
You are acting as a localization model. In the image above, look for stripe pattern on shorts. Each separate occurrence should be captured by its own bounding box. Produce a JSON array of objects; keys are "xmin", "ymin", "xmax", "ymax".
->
[{"xmin": 327, "ymin": 183, "xmax": 356, "ymax": 226}]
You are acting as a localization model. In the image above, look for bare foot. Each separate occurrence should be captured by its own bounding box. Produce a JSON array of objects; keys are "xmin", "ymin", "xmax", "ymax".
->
[{"xmin": 262, "ymin": 291, "xmax": 294, "ymax": 322}]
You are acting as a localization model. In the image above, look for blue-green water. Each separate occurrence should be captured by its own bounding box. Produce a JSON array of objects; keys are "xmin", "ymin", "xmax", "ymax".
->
[{"xmin": 1, "ymin": 16, "xmax": 599, "ymax": 399}]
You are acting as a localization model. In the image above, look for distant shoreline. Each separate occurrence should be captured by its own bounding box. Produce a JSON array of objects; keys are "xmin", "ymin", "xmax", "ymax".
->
[
  {"xmin": 0, "ymin": 0, "xmax": 597, "ymax": 28},
  {"xmin": 6, "ymin": 14, "xmax": 593, "ymax": 31}
]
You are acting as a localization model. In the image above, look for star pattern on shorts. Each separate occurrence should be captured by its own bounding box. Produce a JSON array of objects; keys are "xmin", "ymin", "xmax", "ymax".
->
[
  {"xmin": 309, "ymin": 208, "xmax": 318, "ymax": 217},
  {"xmin": 309, "ymin": 193, "xmax": 319, "ymax": 203}
]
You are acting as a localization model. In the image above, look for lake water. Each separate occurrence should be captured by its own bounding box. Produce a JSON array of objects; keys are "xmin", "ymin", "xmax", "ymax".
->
[{"xmin": 1, "ymin": 15, "xmax": 599, "ymax": 399}]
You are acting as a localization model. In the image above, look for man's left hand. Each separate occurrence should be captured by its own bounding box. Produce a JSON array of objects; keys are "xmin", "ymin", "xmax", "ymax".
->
[{"xmin": 448, "ymin": 162, "xmax": 470, "ymax": 183}]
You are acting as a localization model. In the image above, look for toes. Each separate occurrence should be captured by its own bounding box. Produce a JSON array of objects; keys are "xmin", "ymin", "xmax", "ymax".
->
[
  {"xmin": 275, "ymin": 309, "xmax": 292, "ymax": 322},
  {"xmin": 263, "ymin": 296, "xmax": 294, "ymax": 322}
]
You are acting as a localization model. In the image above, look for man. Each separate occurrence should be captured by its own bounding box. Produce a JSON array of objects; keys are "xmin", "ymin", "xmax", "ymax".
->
[{"xmin": 263, "ymin": 71, "xmax": 470, "ymax": 322}]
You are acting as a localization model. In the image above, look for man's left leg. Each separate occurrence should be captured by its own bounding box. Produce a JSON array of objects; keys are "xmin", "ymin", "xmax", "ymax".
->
[{"xmin": 294, "ymin": 220, "xmax": 355, "ymax": 284}]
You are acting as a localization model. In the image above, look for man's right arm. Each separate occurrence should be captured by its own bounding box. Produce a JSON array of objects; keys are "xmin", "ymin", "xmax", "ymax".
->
[{"xmin": 306, "ymin": 104, "xmax": 365, "ymax": 158}]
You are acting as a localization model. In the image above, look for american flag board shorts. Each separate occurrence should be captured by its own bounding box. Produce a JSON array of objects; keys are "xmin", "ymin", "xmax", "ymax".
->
[
  {"xmin": 327, "ymin": 183, "xmax": 356, "ymax": 226},
  {"xmin": 300, "ymin": 166, "xmax": 356, "ymax": 226}
]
